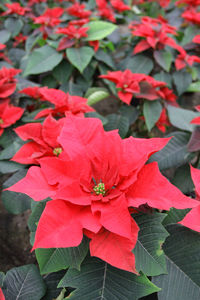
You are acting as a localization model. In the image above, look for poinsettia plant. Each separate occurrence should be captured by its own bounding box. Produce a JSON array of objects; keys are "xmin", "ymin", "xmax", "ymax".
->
[{"xmin": 1, "ymin": 0, "xmax": 200, "ymax": 299}]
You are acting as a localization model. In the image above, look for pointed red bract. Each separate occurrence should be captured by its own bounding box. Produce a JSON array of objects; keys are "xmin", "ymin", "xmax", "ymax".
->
[{"xmin": 7, "ymin": 117, "xmax": 197, "ymax": 273}]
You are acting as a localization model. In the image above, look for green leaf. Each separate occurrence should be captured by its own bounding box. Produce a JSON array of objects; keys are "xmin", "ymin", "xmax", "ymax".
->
[
  {"xmin": 167, "ymin": 105, "xmax": 199, "ymax": 132},
  {"xmin": 85, "ymin": 112, "xmax": 108, "ymax": 125},
  {"xmin": 52, "ymin": 60, "xmax": 73, "ymax": 85},
  {"xmin": 0, "ymin": 138, "xmax": 24, "ymax": 160},
  {"xmin": 3, "ymin": 264, "xmax": 46, "ymax": 300},
  {"xmin": 28, "ymin": 201, "xmax": 47, "ymax": 233},
  {"xmin": 133, "ymin": 213, "xmax": 168, "ymax": 276},
  {"xmin": 173, "ymin": 70, "xmax": 192, "ymax": 95},
  {"xmin": 87, "ymin": 89, "xmax": 109, "ymax": 106},
  {"xmin": 119, "ymin": 106, "xmax": 139, "ymax": 125},
  {"xmin": 162, "ymin": 208, "xmax": 191, "ymax": 226},
  {"xmin": 154, "ymin": 71, "xmax": 172, "ymax": 87},
  {"xmin": 58, "ymin": 257, "xmax": 160, "ymax": 299},
  {"xmin": 22, "ymin": 109, "xmax": 44, "ymax": 123},
  {"xmin": 104, "ymin": 113, "xmax": 129, "ymax": 138},
  {"xmin": 2, "ymin": 170, "xmax": 31, "ymax": 214},
  {"xmin": 149, "ymin": 132, "xmax": 192, "ymax": 170},
  {"xmin": 36, "ymin": 238, "xmax": 89, "ymax": 275},
  {"xmin": 0, "ymin": 161, "xmax": 25, "ymax": 174},
  {"xmin": 154, "ymin": 50, "xmax": 173, "ymax": 72},
  {"xmin": 171, "ymin": 164, "xmax": 194, "ymax": 194},
  {"xmin": 67, "ymin": 47, "xmax": 94, "ymax": 73},
  {"xmin": 120, "ymin": 54, "xmax": 153, "ymax": 75},
  {"xmin": 181, "ymin": 26, "xmax": 199, "ymax": 46},
  {"xmin": 143, "ymin": 100, "xmax": 162, "ymax": 131},
  {"xmin": 95, "ymin": 49, "xmax": 115, "ymax": 69},
  {"xmin": 23, "ymin": 45, "xmax": 63, "ymax": 76},
  {"xmin": 153, "ymin": 225, "xmax": 200, "ymax": 300},
  {"xmin": 0, "ymin": 272, "xmax": 4, "ymax": 287},
  {"xmin": 0, "ymin": 29, "xmax": 11, "ymax": 43},
  {"xmin": 25, "ymin": 32, "xmax": 42, "ymax": 53},
  {"xmin": 4, "ymin": 17, "xmax": 23, "ymax": 37},
  {"xmin": 85, "ymin": 21, "xmax": 117, "ymax": 41},
  {"xmin": 42, "ymin": 271, "xmax": 65, "ymax": 300},
  {"xmin": 187, "ymin": 81, "xmax": 200, "ymax": 92}
]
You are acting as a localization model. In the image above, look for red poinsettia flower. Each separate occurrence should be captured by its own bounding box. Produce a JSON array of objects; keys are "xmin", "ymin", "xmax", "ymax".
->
[
  {"xmin": 96, "ymin": 0, "xmax": 116, "ymax": 23},
  {"xmin": 13, "ymin": 33, "xmax": 28, "ymax": 47},
  {"xmin": 179, "ymin": 166, "xmax": 200, "ymax": 232},
  {"xmin": 193, "ymin": 34, "xmax": 200, "ymax": 43},
  {"xmin": 66, "ymin": 2, "xmax": 92, "ymax": 18},
  {"xmin": 33, "ymin": 7, "xmax": 64, "ymax": 39},
  {"xmin": 19, "ymin": 86, "xmax": 94, "ymax": 119},
  {"xmin": 12, "ymin": 115, "xmax": 65, "ymax": 165},
  {"xmin": 110, "ymin": 0, "xmax": 131, "ymax": 12},
  {"xmin": 0, "ymin": 67, "xmax": 21, "ymax": 98},
  {"xmin": 0, "ymin": 99, "xmax": 24, "ymax": 136},
  {"xmin": 155, "ymin": 108, "xmax": 171, "ymax": 133},
  {"xmin": 100, "ymin": 70, "xmax": 176, "ymax": 104},
  {"xmin": 176, "ymin": 0, "xmax": 200, "ymax": 6},
  {"xmin": 1, "ymin": 2, "xmax": 29, "ymax": 16},
  {"xmin": 0, "ymin": 288, "xmax": 5, "ymax": 300},
  {"xmin": 129, "ymin": 16, "xmax": 181, "ymax": 54},
  {"xmin": 7, "ymin": 117, "xmax": 198, "ymax": 273},
  {"xmin": 175, "ymin": 48, "xmax": 200, "ymax": 70},
  {"xmin": 56, "ymin": 25, "xmax": 89, "ymax": 50},
  {"xmin": 182, "ymin": 8, "xmax": 200, "ymax": 25}
]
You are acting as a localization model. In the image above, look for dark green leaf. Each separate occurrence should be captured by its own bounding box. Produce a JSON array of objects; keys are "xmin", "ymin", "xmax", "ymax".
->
[
  {"xmin": 85, "ymin": 112, "xmax": 108, "ymax": 125},
  {"xmin": 133, "ymin": 213, "xmax": 168, "ymax": 276},
  {"xmin": 95, "ymin": 49, "xmax": 115, "ymax": 69},
  {"xmin": 4, "ymin": 18, "xmax": 23, "ymax": 37},
  {"xmin": 52, "ymin": 60, "xmax": 73, "ymax": 85},
  {"xmin": 120, "ymin": 54, "xmax": 153, "ymax": 75},
  {"xmin": 143, "ymin": 100, "xmax": 162, "ymax": 131},
  {"xmin": 2, "ymin": 170, "xmax": 31, "ymax": 214},
  {"xmin": 24, "ymin": 45, "xmax": 63, "ymax": 76},
  {"xmin": 67, "ymin": 47, "xmax": 94, "ymax": 73},
  {"xmin": 0, "ymin": 29, "xmax": 11, "ymax": 43},
  {"xmin": 162, "ymin": 208, "xmax": 191, "ymax": 226},
  {"xmin": 28, "ymin": 201, "xmax": 47, "ymax": 233},
  {"xmin": 36, "ymin": 237, "xmax": 89, "ymax": 274},
  {"xmin": 58, "ymin": 257, "xmax": 160, "ymax": 299},
  {"xmin": 154, "ymin": 71, "xmax": 172, "ymax": 87},
  {"xmin": 171, "ymin": 164, "xmax": 194, "ymax": 194},
  {"xmin": 173, "ymin": 70, "xmax": 192, "ymax": 95},
  {"xmin": 149, "ymin": 132, "xmax": 192, "ymax": 170},
  {"xmin": 104, "ymin": 113, "xmax": 129, "ymax": 138},
  {"xmin": 167, "ymin": 105, "xmax": 198, "ymax": 132},
  {"xmin": 154, "ymin": 50, "xmax": 173, "ymax": 72},
  {"xmin": 0, "ymin": 161, "xmax": 25, "ymax": 174},
  {"xmin": 0, "ymin": 272, "xmax": 4, "ymax": 287},
  {"xmin": 3, "ymin": 264, "xmax": 46, "ymax": 300},
  {"xmin": 153, "ymin": 225, "xmax": 200, "ymax": 300},
  {"xmin": 42, "ymin": 271, "xmax": 65, "ymax": 300}
]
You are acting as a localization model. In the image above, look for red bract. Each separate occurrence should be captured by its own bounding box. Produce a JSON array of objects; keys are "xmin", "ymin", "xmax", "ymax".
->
[
  {"xmin": 179, "ymin": 166, "xmax": 200, "ymax": 232},
  {"xmin": 193, "ymin": 35, "xmax": 200, "ymax": 43},
  {"xmin": 0, "ymin": 288, "xmax": 5, "ymax": 300},
  {"xmin": 20, "ymin": 86, "xmax": 94, "ymax": 119},
  {"xmin": 100, "ymin": 70, "xmax": 176, "ymax": 104},
  {"xmin": 0, "ymin": 99, "xmax": 24, "ymax": 136},
  {"xmin": 155, "ymin": 108, "xmax": 171, "ymax": 132},
  {"xmin": 110, "ymin": 0, "xmax": 131, "ymax": 12},
  {"xmin": 66, "ymin": 2, "xmax": 92, "ymax": 18},
  {"xmin": 182, "ymin": 8, "xmax": 200, "ymax": 25},
  {"xmin": 12, "ymin": 115, "xmax": 65, "ymax": 164},
  {"xmin": 129, "ymin": 16, "xmax": 180, "ymax": 54},
  {"xmin": 0, "ymin": 44, "xmax": 12, "ymax": 64},
  {"xmin": 56, "ymin": 25, "xmax": 89, "ymax": 50},
  {"xmin": 96, "ymin": 0, "xmax": 116, "ymax": 22},
  {"xmin": 190, "ymin": 105, "xmax": 200, "ymax": 124},
  {"xmin": 1, "ymin": 3, "xmax": 29, "ymax": 16},
  {"xmin": 33, "ymin": 7, "xmax": 64, "ymax": 39},
  {"xmin": 175, "ymin": 48, "xmax": 200, "ymax": 70},
  {"xmin": 176, "ymin": 0, "xmax": 200, "ymax": 7},
  {"xmin": 0, "ymin": 67, "xmax": 21, "ymax": 98},
  {"xmin": 7, "ymin": 117, "xmax": 198, "ymax": 273},
  {"xmin": 13, "ymin": 34, "xmax": 28, "ymax": 47}
]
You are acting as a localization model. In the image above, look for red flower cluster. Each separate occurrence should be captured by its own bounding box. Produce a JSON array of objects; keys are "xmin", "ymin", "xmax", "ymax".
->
[
  {"xmin": 180, "ymin": 166, "xmax": 200, "ymax": 232},
  {"xmin": 0, "ymin": 99, "xmax": 24, "ymax": 137},
  {"xmin": 176, "ymin": 0, "xmax": 200, "ymax": 7},
  {"xmin": 100, "ymin": 69, "xmax": 176, "ymax": 104},
  {"xmin": 33, "ymin": 7, "xmax": 64, "ymax": 39},
  {"xmin": 7, "ymin": 117, "xmax": 198, "ymax": 273},
  {"xmin": 129, "ymin": 16, "xmax": 180, "ymax": 54},
  {"xmin": 96, "ymin": 0, "xmax": 130, "ymax": 23},
  {"xmin": 66, "ymin": 2, "xmax": 92, "ymax": 19},
  {"xmin": 155, "ymin": 108, "xmax": 171, "ymax": 133},
  {"xmin": 19, "ymin": 86, "xmax": 94, "ymax": 119},
  {"xmin": 175, "ymin": 48, "xmax": 200, "ymax": 70},
  {"xmin": 1, "ymin": 2, "xmax": 29, "ymax": 16},
  {"xmin": 13, "ymin": 34, "xmax": 28, "ymax": 48},
  {"xmin": 0, "ymin": 67, "xmax": 21, "ymax": 98},
  {"xmin": 56, "ymin": 25, "xmax": 89, "ymax": 50},
  {"xmin": 12, "ymin": 115, "xmax": 65, "ymax": 165}
]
